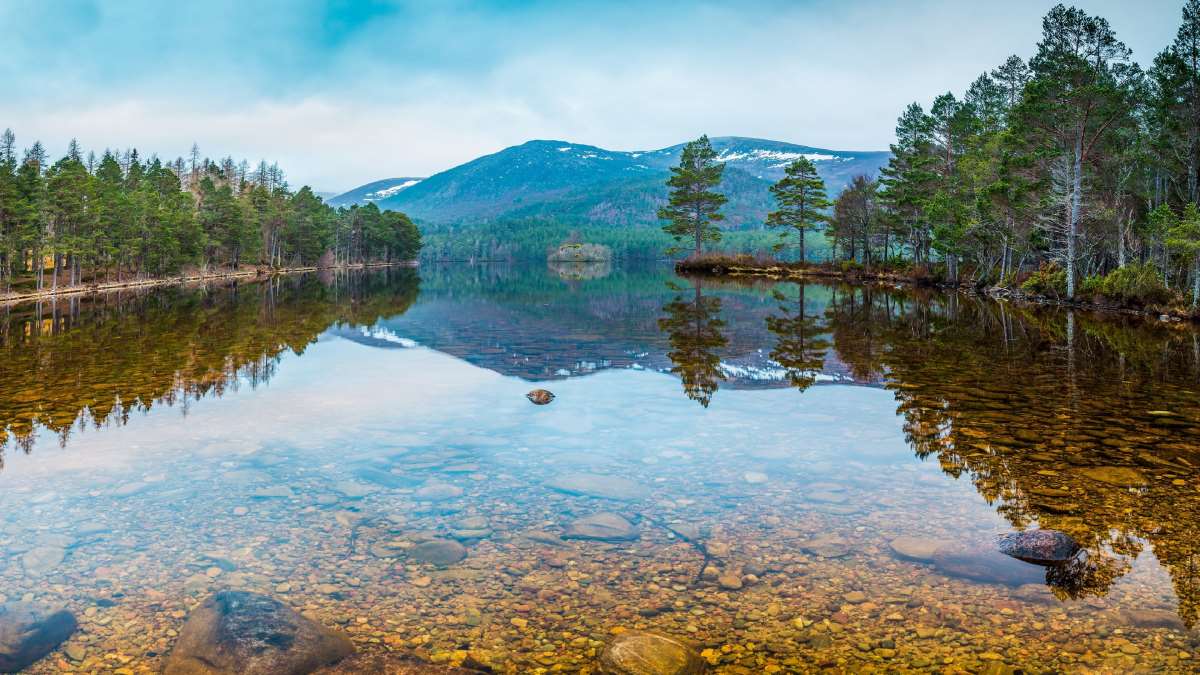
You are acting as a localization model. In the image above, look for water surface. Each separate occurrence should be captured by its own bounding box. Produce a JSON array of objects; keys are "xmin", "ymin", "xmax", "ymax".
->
[{"xmin": 1, "ymin": 263, "xmax": 1198, "ymax": 673}]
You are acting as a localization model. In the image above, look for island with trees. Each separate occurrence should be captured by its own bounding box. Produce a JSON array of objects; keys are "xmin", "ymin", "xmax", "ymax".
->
[
  {"xmin": 670, "ymin": 2, "xmax": 1200, "ymax": 318},
  {"xmin": 0, "ymin": 135, "xmax": 421, "ymax": 302}
]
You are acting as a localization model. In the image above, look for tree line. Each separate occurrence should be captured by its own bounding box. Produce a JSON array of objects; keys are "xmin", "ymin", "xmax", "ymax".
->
[
  {"xmin": 838, "ymin": 2, "xmax": 1200, "ymax": 304},
  {"xmin": 0, "ymin": 133, "xmax": 421, "ymax": 294},
  {"xmin": 663, "ymin": 3, "xmax": 1200, "ymax": 307}
]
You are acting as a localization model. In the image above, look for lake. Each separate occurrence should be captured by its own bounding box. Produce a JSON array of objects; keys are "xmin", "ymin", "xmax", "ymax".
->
[{"xmin": 1, "ymin": 262, "xmax": 1198, "ymax": 673}]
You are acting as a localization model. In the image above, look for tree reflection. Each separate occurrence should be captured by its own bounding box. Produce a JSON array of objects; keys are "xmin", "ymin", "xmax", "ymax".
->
[
  {"xmin": 658, "ymin": 278, "xmax": 728, "ymax": 407},
  {"xmin": 824, "ymin": 286, "xmax": 1200, "ymax": 626},
  {"xmin": 0, "ymin": 268, "xmax": 421, "ymax": 463},
  {"xmin": 764, "ymin": 284, "xmax": 829, "ymax": 392}
]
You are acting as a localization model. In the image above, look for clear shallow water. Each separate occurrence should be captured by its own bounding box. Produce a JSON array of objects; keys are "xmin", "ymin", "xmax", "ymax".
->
[{"xmin": 1, "ymin": 263, "xmax": 1199, "ymax": 673}]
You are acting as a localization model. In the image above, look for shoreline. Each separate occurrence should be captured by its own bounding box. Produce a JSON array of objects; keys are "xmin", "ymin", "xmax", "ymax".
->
[
  {"xmin": 0, "ymin": 260, "xmax": 418, "ymax": 307},
  {"xmin": 675, "ymin": 257, "xmax": 1200, "ymax": 324}
]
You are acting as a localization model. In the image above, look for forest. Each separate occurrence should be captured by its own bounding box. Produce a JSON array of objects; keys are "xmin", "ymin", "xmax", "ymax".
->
[
  {"xmin": 0, "ymin": 135, "xmax": 421, "ymax": 295},
  {"xmin": 665, "ymin": 3, "xmax": 1200, "ymax": 309},
  {"xmin": 823, "ymin": 2, "xmax": 1200, "ymax": 305}
]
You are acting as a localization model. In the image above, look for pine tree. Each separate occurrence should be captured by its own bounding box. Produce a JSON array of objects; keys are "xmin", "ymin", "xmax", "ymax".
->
[
  {"xmin": 1018, "ymin": 4, "xmax": 1140, "ymax": 297},
  {"xmin": 766, "ymin": 158, "xmax": 830, "ymax": 262},
  {"xmin": 1168, "ymin": 202, "xmax": 1200, "ymax": 305},
  {"xmin": 658, "ymin": 135, "xmax": 727, "ymax": 257}
]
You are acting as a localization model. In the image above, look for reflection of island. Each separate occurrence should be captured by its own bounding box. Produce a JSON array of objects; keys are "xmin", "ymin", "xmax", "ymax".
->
[
  {"xmin": 658, "ymin": 278, "xmax": 728, "ymax": 407},
  {"xmin": 765, "ymin": 284, "xmax": 828, "ymax": 392},
  {"xmin": 824, "ymin": 286, "xmax": 1200, "ymax": 627},
  {"xmin": 0, "ymin": 269, "xmax": 420, "ymax": 460},
  {"xmin": 548, "ymin": 259, "xmax": 612, "ymax": 281}
]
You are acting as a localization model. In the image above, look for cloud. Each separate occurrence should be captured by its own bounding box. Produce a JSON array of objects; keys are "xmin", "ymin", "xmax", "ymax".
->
[{"xmin": 0, "ymin": 0, "xmax": 1182, "ymax": 191}]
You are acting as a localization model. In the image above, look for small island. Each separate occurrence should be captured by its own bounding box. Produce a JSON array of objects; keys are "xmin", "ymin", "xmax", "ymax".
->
[{"xmin": 547, "ymin": 236, "xmax": 613, "ymax": 264}]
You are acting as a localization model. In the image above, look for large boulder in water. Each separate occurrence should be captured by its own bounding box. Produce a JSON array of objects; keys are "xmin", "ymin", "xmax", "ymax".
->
[
  {"xmin": 599, "ymin": 631, "xmax": 706, "ymax": 674},
  {"xmin": 526, "ymin": 389, "xmax": 555, "ymax": 405},
  {"xmin": 164, "ymin": 591, "xmax": 353, "ymax": 675},
  {"xmin": 931, "ymin": 544, "xmax": 1045, "ymax": 587},
  {"xmin": 997, "ymin": 529, "xmax": 1081, "ymax": 565},
  {"xmin": 0, "ymin": 603, "xmax": 77, "ymax": 672}
]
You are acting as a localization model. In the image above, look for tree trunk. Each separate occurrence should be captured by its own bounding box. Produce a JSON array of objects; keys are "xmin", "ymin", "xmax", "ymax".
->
[
  {"xmin": 1068, "ymin": 127, "xmax": 1084, "ymax": 299},
  {"xmin": 1117, "ymin": 216, "xmax": 1126, "ymax": 268},
  {"xmin": 1193, "ymin": 257, "xmax": 1199, "ymax": 308}
]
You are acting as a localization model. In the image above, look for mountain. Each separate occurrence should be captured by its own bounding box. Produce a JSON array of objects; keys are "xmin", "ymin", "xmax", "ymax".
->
[
  {"xmin": 372, "ymin": 137, "xmax": 889, "ymax": 228},
  {"xmin": 327, "ymin": 177, "xmax": 424, "ymax": 208}
]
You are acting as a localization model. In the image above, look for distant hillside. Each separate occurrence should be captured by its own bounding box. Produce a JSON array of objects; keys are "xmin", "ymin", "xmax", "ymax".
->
[
  {"xmin": 327, "ymin": 177, "xmax": 423, "ymax": 208},
  {"xmin": 375, "ymin": 137, "xmax": 889, "ymax": 229}
]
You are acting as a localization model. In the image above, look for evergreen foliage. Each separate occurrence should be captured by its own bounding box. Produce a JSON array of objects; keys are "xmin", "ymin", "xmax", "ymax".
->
[
  {"xmin": 766, "ymin": 158, "xmax": 830, "ymax": 262},
  {"xmin": 658, "ymin": 135, "xmax": 727, "ymax": 256},
  {"xmin": 851, "ymin": 2, "xmax": 1200, "ymax": 305},
  {"xmin": 0, "ymin": 134, "xmax": 421, "ymax": 294}
]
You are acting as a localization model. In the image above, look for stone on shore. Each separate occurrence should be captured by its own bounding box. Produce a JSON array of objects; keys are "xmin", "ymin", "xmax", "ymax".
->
[
  {"xmin": 0, "ymin": 603, "xmax": 78, "ymax": 672},
  {"xmin": 163, "ymin": 591, "xmax": 353, "ymax": 675}
]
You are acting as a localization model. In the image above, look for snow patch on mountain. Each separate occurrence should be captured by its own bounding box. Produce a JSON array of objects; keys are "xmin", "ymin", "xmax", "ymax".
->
[
  {"xmin": 366, "ymin": 179, "xmax": 421, "ymax": 201},
  {"xmin": 716, "ymin": 149, "xmax": 842, "ymax": 165}
]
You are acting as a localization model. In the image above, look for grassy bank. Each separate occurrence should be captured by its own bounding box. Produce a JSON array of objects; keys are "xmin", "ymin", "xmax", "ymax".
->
[
  {"xmin": 675, "ymin": 254, "xmax": 1200, "ymax": 322},
  {"xmin": 0, "ymin": 261, "xmax": 418, "ymax": 306}
]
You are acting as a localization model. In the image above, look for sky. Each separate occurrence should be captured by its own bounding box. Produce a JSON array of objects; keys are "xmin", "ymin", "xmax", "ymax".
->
[{"xmin": 0, "ymin": 0, "xmax": 1183, "ymax": 193}]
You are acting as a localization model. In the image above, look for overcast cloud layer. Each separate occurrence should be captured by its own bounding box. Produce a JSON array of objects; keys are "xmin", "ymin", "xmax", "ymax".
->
[{"xmin": 0, "ymin": 0, "xmax": 1181, "ymax": 192}]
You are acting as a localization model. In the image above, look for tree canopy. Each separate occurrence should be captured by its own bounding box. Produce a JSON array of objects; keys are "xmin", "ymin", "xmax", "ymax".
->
[{"xmin": 0, "ymin": 135, "xmax": 421, "ymax": 294}]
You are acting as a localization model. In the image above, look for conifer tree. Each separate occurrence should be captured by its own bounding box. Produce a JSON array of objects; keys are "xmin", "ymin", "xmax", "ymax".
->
[
  {"xmin": 1168, "ymin": 203, "xmax": 1200, "ymax": 305},
  {"xmin": 658, "ymin": 135, "xmax": 727, "ymax": 257},
  {"xmin": 766, "ymin": 157, "xmax": 830, "ymax": 263}
]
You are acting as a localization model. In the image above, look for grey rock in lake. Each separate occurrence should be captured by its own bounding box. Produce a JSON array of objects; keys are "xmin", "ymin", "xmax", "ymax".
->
[
  {"xmin": 251, "ymin": 486, "xmax": 294, "ymax": 499},
  {"xmin": 332, "ymin": 481, "xmax": 377, "ymax": 499},
  {"xmin": 799, "ymin": 535, "xmax": 851, "ymax": 559},
  {"xmin": 0, "ymin": 603, "xmax": 78, "ymax": 672},
  {"xmin": 164, "ymin": 591, "xmax": 353, "ymax": 675},
  {"xmin": 414, "ymin": 483, "xmax": 464, "ymax": 501},
  {"xmin": 931, "ymin": 543, "xmax": 1045, "ymax": 586},
  {"xmin": 352, "ymin": 466, "xmax": 419, "ymax": 489},
  {"xmin": 997, "ymin": 529, "xmax": 1081, "ymax": 565},
  {"xmin": 598, "ymin": 630, "xmax": 706, "ymax": 674},
  {"xmin": 410, "ymin": 539, "xmax": 468, "ymax": 566},
  {"xmin": 563, "ymin": 512, "xmax": 638, "ymax": 542},
  {"xmin": 546, "ymin": 473, "xmax": 650, "ymax": 501},
  {"xmin": 889, "ymin": 536, "xmax": 952, "ymax": 562},
  {"xmin": 21, "ymin": 546, "xmax": 66, "ymax": 576}
]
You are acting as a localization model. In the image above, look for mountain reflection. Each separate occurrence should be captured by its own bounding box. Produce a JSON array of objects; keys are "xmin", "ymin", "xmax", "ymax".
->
[{"xmin": 0, "ymin": 269, "xmax": 420, "ymax": 461}]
